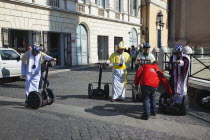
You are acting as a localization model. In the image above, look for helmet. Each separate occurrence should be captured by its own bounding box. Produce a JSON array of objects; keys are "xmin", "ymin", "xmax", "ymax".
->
[
  {"xmin": 143, "ymin": 43, "xmax": 151, "ymax": 48},
  {"xmin": 32, "ymin": 43, "xmax": 42, "ymax": 53},
  {"xmin": 174, "ymin": 44, "xmax": 183, "ymax": 54},
  {"xmin": 118, "ymin": 41, "xmax": 126, "ymax": 49},
  {"xmin": 183, "ymin": 45, "xmax": 193, "ymax": 54}
]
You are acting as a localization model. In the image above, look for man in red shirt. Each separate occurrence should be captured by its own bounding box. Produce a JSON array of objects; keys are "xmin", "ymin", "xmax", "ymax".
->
[{"xmin": 134, "ymin": 61, "xmax": 172, "ymax": 120}]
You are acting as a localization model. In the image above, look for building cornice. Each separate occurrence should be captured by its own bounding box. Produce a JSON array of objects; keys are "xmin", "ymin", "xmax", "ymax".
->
[{"xmin": 7, "ymin": 0, "xmax": 142, "ymax": 27}]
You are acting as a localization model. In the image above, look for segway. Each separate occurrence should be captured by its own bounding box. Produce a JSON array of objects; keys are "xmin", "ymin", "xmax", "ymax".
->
[
  {"xmin": 159, "ymin": 62, "xmax": 189, "ymax": 115},
  {"xmin": 28, "ymin": 60, "xmax": 56, "ymax": 109},
  {"xmin": 88, "ymin": 63, "xmax": 109, "ymax": 100},
  {"xmin": 196, "ymin": 90, "xmax": 210, "ymax": 108}
]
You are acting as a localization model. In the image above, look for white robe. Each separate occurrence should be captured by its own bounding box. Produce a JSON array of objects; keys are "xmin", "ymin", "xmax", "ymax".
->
[
  {"xmin": 21, "ymin": 51, "xmax": 52, "ymax": 99},
  {"xmin": 172, "ymin": 54, "xmax": 190, "ymax": 104},
  {"xmin": 112, "ymin": 54, "xmax": 125, "ymax": 99}
]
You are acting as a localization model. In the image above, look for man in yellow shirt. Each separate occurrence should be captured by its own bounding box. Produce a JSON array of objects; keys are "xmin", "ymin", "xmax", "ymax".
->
[{"xmin": 106, "ymin": 41, "xmax": 132, "ymax": 102}]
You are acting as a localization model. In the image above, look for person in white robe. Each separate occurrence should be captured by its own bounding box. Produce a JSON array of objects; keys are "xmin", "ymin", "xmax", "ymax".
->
[
  {"xmin": 106, "ymin": 41, "xmax": 131, "ymax": 102},
  {"xmin": 21, "ymin": 44, "xmax": 56, "ymax": 105},
  {"xmin": 169, "ymin": 45, "xmax": 191, "ymax": 104}
]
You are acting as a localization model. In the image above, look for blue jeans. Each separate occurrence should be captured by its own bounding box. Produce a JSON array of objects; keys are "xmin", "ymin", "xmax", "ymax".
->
[{"xmin": 141, "ymin": 85, "xmax": 157, "ymax": 116}]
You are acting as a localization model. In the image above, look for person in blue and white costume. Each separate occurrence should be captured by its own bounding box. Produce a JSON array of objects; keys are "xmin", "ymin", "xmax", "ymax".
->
[{"xmin": 21, "ymin": 44, "xmax": 56, "ymax": 106}]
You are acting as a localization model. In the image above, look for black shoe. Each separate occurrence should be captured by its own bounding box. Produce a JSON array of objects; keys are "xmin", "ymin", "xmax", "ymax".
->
[
  {"xmin": 117, "ymin": 99, "xmax": 124, "ymax": 102},
  {"xmin": 111, "ymin": 99, "xmax": 115, "ymax": 102},
  {"xmin": 25, "ymin": 104, "xmax": 30, "ymax": 107},
  {"xmin": 151, "ymin": 112, "xmax": 157, "ymax": 116},
  {"xmin": 141, "ymin": 114, "xmax": 149, "ymax": 120}
]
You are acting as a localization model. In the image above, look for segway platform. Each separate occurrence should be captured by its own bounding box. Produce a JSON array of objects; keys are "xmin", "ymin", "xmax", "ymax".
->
[{"xmin": 159, "ymin": 92, "xmax": 189, "ymax": 115}]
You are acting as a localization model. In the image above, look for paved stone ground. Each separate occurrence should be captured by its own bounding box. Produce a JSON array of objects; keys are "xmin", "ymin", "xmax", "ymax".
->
[{"xmin": 0, "ymin": 66, "xmax": 209, "ymax": 140}]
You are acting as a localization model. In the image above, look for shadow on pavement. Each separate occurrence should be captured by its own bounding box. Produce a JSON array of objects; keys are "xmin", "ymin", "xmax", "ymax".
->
[
  {"xmin": 0, "ymin": 100, "xmax": 24, "ymax": 106},
  {"xmin": 0, "ymin": 83, "xmax": 25, "ymax": 88},
  {"xmin": 56, "ymin": 95, "xmax": 88, "ymax": 100},
  {"xmin": 85, "ymin": 103, "xmax": 143, "ymax": 119}
]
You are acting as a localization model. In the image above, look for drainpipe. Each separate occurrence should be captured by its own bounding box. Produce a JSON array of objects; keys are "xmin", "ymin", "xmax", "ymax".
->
[
  {"xmin": 145, "ymin": 0, "xmax": 149, "ymax": 43},
  {"xmin": 128, "ymin": 0, "xmax": 130, "ymax": 21}
]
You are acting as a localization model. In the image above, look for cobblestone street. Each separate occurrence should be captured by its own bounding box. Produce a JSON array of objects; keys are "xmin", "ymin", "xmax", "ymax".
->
[{"xmin": 0, "ymin": 66, "xmax": 209, "ymax": 140}]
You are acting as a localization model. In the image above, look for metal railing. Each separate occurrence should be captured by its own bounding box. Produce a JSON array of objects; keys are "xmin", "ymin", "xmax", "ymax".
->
[{"xmin": 163, "ymin": 53, "xmax": 210, "ymax": 81}]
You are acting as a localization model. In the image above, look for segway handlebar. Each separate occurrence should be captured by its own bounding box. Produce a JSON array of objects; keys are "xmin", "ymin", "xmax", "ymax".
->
[
  {"xmin": 95, "ymin": 63, "xmax": 107, "ymax": 69},
  {"xmin": 46, "ymin": 59, "xmax": 57, "ymax": 67},
  {"xmin": 164, "ymin": 61, "xmax": 178, "ymax": 71},
  {"xmin": 136, "ymin": 59, "xmax": 151, "ymax": 65}
]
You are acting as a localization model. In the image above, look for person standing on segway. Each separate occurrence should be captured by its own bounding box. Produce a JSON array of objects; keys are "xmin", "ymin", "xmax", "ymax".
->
[
  {"xmin": 106, "ymin": 41, "xmax": 132, "ymax": 102},
  {"xmin": 135, "ymin": 43, "xmax": 156, "ymax": 69},
  {"xmin": 21, "ymin": 43, "xmax": 56, "ymax": 107},
  {"xmin": 169, "ymin": 45, "xmax": 190, "ymax": 104},
  {"xmin": 133, "ymin": 43, "xmax": 156, "ymax": 101},
  {"xmin": 134, "ymin": 61, "xmax": 172, "ymax": 120}
]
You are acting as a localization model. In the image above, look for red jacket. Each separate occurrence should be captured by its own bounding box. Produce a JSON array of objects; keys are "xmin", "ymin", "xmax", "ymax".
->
[{"xmin": 134, "ymin": 63, "xmax": 172, "ymax": 94}]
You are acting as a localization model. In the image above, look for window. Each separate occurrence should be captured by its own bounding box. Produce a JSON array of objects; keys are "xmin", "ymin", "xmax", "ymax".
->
[
  {"xmin": 132, "ymin": 0, "xmax": 137, "ymax": 16},
  {"xmin": 115, "ymin": 0, "xmax": 121, "ymax": 12},
  {"xmin": 78, "ymin": 0, "xmax": 85, "ymax": 3},
  {"xmin": 96, "ymin": 0, "xmax": 105, "ymax": 8},
  {"xmin": 49, "ymin": 0, "xmax": 59, "ymax": 8},
  {"xmin": 129, "ymin": 28, "xmax": 137, "ymax": 47},
  {"xmin": 0, "ymin": 50, "xmax": 19, "ymax": 61}
]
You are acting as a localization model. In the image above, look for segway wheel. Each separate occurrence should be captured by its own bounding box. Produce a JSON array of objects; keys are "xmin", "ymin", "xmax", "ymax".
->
[
  {"xmin": 159, "ymin": 93, "xmax": 166, "ymax": 113},
  {"xmin": 132, "ymin": 86, "xmax": 137, "ymax": 102},
  {"xmin": 28, "ymin": 91, "xmax": 42, "ymax": 109},
  {"xmin": 88, "ymin": 83, "xmax": 93, "ymax": 99},
  {"xmin": 104, "ymin": 83, "xmax": 109, "ymax": 100},
  {"xmin": 42, "ymin": 88, "xmax": 55, "ymax": 105},
  {"xmin": 180, "ymin": 95, "xmax": 189, "ymax": 115},
  {"xmin": 196, "ymin": 91, "xmax": 209, "ymax": 108}
]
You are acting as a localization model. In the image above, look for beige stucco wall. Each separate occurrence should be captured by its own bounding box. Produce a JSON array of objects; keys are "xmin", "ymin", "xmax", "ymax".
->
[
  {"xmin": 187, "ymin": 0, "xmax": 210, "ymax": 47},
  {"xmin": 79, "ymin": 16, "xmax": 140, "ymax": 63},
  {"xmin": 149, "ymin": 3, "xmax": 168, "ymax": 49}
]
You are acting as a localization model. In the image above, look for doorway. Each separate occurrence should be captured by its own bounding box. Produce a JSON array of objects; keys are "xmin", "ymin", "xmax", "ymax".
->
[
  {"xmin": 98, "ymin": 36, "xmax": 109, "ymax": 60},
  {"xmin": 48, "ymin": 32, "xmax": 61, "ymax": 65}
]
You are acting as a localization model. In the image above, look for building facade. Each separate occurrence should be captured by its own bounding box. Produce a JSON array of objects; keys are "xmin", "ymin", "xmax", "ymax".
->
[
  {"xmin": 168, "ymin": 0, "xmax": 210, "ymax": 50},
  {"xmin": 141, "ymin": 0, "xmax": 168, "ymax": 49},
  {"xmin": 0, "ymin": 0, "xmax": 141, "ymax": 66}
]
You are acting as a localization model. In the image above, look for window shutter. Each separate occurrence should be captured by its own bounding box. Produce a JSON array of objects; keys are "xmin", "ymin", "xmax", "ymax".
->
[
  {"xmin": 96, "ymin": 0, "xmax": 99, "ymax": 5},
  {"xmin": 115, "ymin": 0, "xmax": 119, "ymax": 11},
  {"xmin": 42, "ymin": 31, "xmax": 48, "ymax": 52},
  {"xmin": 105, "ymin": 0, "xmax": 109, "ymax": 8},
  {"xmin": 2, "ymin": 28, "xmax": 10, "ymax": 47},
  {"xmin": 120, "ymin": 0, "xmax": 124, "ymax": 12},
  {"xmin": 32, "ymin": 31, "xmax": 41, "ymax": 45},
  {"xmin": 130, "ymin": 0, "xmax": 133, "ymax": 16},
  {"xmin": 85, "ymin": 0, "xmax": 90, "ymax": 4},
  {"xmin": 137, "ymin": 0, "xmax": 140, "ymax": 16}
]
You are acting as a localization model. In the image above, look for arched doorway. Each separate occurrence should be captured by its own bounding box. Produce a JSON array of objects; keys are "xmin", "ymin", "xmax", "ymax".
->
[
  {"xmin": 129, "ymin": 28, "xmax": 138, "ymax": 48},
  {"xmin": 76, "ymin": 24, "xmax": 88, "ymax": 64}
]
